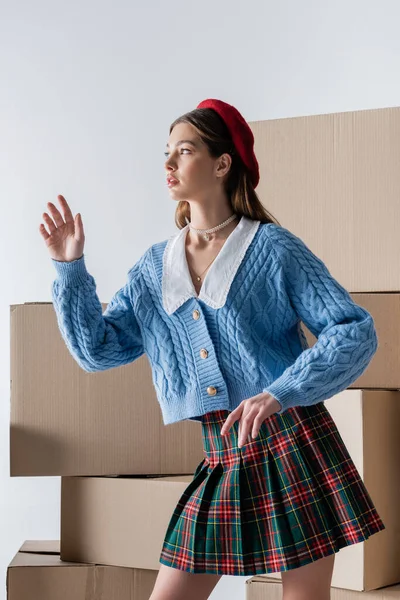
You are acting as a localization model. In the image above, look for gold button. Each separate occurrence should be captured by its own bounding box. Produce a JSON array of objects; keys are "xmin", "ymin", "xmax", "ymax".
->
[
  {"xmin": 200, "ymin": 348, "xmax": 208, "ymax": 359},
  {"xmin": 192, "ymin": 309, "xmax": 200, "ymax": 320},
  {"xmin": 207, "ymin": 386, "xmax": 217, "ymax": 396}
]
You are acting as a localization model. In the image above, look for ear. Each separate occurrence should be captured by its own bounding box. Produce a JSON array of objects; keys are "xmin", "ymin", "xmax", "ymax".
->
[{"xmin": 215, "ymin": 153, "xmax": 232, "ymax": 179}]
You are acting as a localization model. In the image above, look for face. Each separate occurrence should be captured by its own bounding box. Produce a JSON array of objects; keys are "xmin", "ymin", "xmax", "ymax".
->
[{"xmin": 164, "ymin": 122, "xmax": 231, "ymax": 202}]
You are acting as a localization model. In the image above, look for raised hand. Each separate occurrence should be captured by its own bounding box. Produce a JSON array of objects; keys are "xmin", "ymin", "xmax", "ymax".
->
[{"xmin": 39, "ymin": 195, "xmax": 85, "ymax": 262}]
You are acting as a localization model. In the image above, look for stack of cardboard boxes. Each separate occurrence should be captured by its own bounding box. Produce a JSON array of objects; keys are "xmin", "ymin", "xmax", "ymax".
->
[
  {"xmin": 245, "ymin": 106, "xmax": 400, "ymax": 598},
  {"xmin": 7, "ymin": 301, "xmax": 205, "ymax": 599},
  {"xmin": 7, "ymin": 105, "xmax": 400, "ymax": 599}
]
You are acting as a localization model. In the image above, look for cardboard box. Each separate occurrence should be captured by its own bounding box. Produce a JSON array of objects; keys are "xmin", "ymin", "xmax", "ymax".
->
[
  {"xmin": 6, "ymin": 540, "xmax": 158, "ymax": 600},
  {"xmin": 10, "ymin": 303, "xmax": 204, "ymax": 477},
  {"xmin": 60, "ymin": 475, "xmax": 193, "ymax": 569},
  {"xmin": 266, "ymin": 389, "xmax": 400, "ymax": 591},
  {"xmin": 302, "ymin": 293, "xmax": 400, "ymax": 389},
  {"xmin": 11, "ymin": 290, "xmax": 397, "ymax": 480},
  {"xmin": 250, "ymin": 106, "xmax": 400, "ymax": 292},
  {"xmin": 245, "ymin": 576, "xmax": 400, "ymax": 600},
  {"xmin": 60, "ymin": 392, "xmax": 399, "ymax": 589}
]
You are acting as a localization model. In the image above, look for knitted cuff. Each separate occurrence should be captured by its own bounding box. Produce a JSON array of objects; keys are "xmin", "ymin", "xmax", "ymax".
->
[
  {"xmin": 263, "ymin": 374, "xmax": 304, "ymax": 415},
  {"xmin": 52, "ymin": 254, "xmax": 91, "ymax": 286}
]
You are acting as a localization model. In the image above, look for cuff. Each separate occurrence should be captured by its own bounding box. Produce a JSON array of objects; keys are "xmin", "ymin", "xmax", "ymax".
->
[
  {"xmin": 52, "ymin": 254, "xmax": 91, "ymax": 286},
  {"xmin": 263, "ymin": 374, "xmax": 303, "ymax": 415}
]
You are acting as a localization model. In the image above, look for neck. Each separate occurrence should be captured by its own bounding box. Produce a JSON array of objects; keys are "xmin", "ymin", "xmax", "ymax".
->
[
  {"xmin": 186, "ymin": 214, "xmax": 239, "ymax": 247},
  {"xmin": 187, "ymin": 209, "xmax": 237, "ymax": 229}
]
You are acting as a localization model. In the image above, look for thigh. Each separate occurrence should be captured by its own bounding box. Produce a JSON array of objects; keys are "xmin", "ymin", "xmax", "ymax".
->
[
  {"xmin": 149, "ymin": 563, "xmax": 222, "ymax": 600},
  {"xmin": 281, "ymin": 553, "xmax": 335, "ymax": 600}
]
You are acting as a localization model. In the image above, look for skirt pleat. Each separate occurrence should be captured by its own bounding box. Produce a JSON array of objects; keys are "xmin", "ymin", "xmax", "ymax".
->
[{"xmin": 159, "ymin": 402, "xmax": 385, "ymax": 576}]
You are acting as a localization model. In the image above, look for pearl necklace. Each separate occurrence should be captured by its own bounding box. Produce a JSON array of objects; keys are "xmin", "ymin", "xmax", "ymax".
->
[
  {"xmin": 185, "ymin": 213, "xmax": 238, "ymax": 284},
  {"xmin": 185, "ymin": 213, "xmax": 237, "ymax": 241}
]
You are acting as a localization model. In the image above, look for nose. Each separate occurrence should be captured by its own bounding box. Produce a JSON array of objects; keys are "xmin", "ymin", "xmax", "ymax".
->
[
  {"xmin": 165, "ymin": 152, "xmax": 177, "ymax": 169},
  {"xmin": 165, "ymin": 161, "xmax": 177, "ymax": 175}
]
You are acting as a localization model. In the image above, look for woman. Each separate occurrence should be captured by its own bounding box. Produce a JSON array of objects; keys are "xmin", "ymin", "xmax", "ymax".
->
[{"xmin": 39, "ymin": 99, "xmax": 385, "ymax": 600}]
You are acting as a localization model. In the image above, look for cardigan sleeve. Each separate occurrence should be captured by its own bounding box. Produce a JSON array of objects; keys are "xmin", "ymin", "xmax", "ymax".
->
[
  {"xmin": 51, "ymin": 253, "xmax": 146, "ymax": 372},
  {"xmin": 262, "ymin": 225, "xmax": 378, "ymax": 414}
]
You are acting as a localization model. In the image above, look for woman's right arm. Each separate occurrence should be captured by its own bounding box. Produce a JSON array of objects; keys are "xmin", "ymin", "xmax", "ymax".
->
[
  {"xmin": 51, "ymin": 255, "xmax": 145, "ymax": 372},
  {"xmin": 40, "ymin": 195, "xmax": 145, "ymax": 372}
]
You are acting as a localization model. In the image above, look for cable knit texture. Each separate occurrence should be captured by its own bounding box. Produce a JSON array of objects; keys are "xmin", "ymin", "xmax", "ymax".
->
[{"xmin": 51, "ymin": 222, "xmax": 378, "ymax": 425}]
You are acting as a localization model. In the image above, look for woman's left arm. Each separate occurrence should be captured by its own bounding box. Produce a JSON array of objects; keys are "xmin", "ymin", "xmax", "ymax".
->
[{"xmin": 262, "ymin": 225, "xmax": 378, "ymax": 414}]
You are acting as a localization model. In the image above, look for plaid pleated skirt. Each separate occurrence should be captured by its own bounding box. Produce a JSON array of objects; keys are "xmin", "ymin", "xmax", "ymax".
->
[{"xmin": 159, "ymin": 402, "xmax": 385, "ymax": 576}]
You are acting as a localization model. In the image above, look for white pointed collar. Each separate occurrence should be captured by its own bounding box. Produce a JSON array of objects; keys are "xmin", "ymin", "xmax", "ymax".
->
[{"xmin": 162, "ymin": 215, "xmax": 261, "ymax": 315}]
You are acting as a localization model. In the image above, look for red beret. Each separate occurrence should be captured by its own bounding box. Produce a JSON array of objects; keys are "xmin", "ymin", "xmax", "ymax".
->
[{"xmin": 196, "ymin": 98, "xmax": 260, "ymax": 188}]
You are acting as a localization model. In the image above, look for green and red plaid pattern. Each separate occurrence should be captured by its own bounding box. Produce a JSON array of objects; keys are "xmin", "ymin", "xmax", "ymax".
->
[{"xmin": 159, "ymin": 403, "xmax": 385, "ymax": 576}]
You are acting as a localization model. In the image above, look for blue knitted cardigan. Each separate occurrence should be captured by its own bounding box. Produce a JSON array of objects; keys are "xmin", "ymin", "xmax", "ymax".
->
[{"xmin": 51, "ymin": 221, "xmax": 378, "ymax": 425}]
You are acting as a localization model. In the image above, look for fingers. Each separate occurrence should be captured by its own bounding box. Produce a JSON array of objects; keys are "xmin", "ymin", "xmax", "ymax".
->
[
  {"xmin": 74, "ymin": 213, "xmax": 84, "ymax": 241},
  {"xmin": 221, "ymin": 406, "xmax": 261, "ymax": 448},
  {"xmin": 237, "ymin": 413, "xmax": 255, "ymax": 447},
  {"xmin": 57, "ymin": 195, "xmax": 75, "ymax": 224},
  {"xmin": 220, "ymin": 418, "xmax": 231, "ymax": 436},
  {"xmin": 220, "ymin": 404, "xmax": 255, "ymax": 446},
  {"xmin": 251, "ymin": 415, "xmax": 263, "ymax": 440},
  {"xmin": 47, "ymin": 202, "xmax": 66, "ymax": 228},
  {"xmin": 39, "ymin": 195, "xmax": 77, "ymax": 237},
  {"xmin": 39, "ymin": 223, "xmax": 50, "ymax": 240},
  {"xmin": 47, "ymin": 195, "xmax": 73, "ymax": 226},
  {"xmin": 220, "ymin": 395, "xmax": 275, "ymax": 447},
  {"xmin": 42, "ymin": 212, "xmax": 57, "ymax": 235},
  {"xmin": 220, "ymin": 405, "xmax": 242, "ymax": 436}
]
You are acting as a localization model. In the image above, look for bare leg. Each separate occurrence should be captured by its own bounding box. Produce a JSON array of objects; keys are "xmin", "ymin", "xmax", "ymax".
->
[
  {"xmin": 281, "ymin": 553, "xmax": 335, "ymax": 600},
  {"xmin": 149, "ymin": 563, "xmax": 223, "ymax": 600}
]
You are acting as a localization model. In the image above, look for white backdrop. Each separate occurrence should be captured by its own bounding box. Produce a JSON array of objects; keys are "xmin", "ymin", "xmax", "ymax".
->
[{"xmin": 1, "ymin": 1, "xmax": 400, "ymax": 598}]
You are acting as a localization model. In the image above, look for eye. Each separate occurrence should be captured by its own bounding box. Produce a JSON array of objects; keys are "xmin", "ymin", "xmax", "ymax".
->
[{"xmin": 164, "ymin": 148, "xmax": 191, "ymax": 157}]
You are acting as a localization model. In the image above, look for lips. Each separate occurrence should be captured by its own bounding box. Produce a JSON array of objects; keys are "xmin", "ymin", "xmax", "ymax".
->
[{"xmin": 167, "ymin": 176, "xmax": 179, "ymax": 186}]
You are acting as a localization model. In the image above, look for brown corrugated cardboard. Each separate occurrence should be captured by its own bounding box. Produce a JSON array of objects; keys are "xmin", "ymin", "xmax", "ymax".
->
[
  {"xmin": 302, "ymin": 293, "xmax": 400, "ymax": 389},
  {"xmin": 245, "ymin": 576, "xmax": 400, "ymax": 600},
  {"xmin": 250, "ymin": 106, "xmax": 400, "ymax": 292},
  {"xmin": 10, "ymin": 303, "xmax": 204, "ymax": 476},
  {"xmin": 59, "ymin": 392, "xmax": 399, "ymax": 590},
  {"xmin": 11, "ymin": 290, "xmax": 396, "ymax": 481},
  {"xmin": 265, "ymin": 389, "xmax": 400, "ymax": 591},
  {"xmin": 60, "ymin": 475, "xmax": 193, "ymax": 569},
  {"xmin": 6, "ymin": 540, "xmax": 158, "ymax": 600}
]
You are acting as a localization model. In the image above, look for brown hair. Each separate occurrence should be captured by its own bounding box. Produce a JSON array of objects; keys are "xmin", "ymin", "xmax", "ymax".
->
[{"xmin": 169, "ymin": 107, "xmax": 281, "ymax": 229}]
